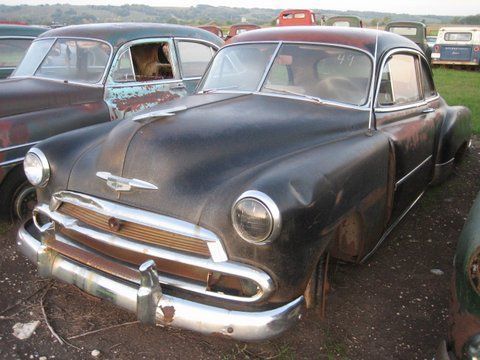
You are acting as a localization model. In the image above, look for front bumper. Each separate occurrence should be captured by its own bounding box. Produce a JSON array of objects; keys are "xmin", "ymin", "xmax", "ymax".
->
[{"xmin": 17, "ymin": 220, "xmax": 304, "ymax": 341}]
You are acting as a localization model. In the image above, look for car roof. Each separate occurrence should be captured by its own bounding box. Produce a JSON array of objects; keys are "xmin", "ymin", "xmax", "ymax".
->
[
  {"xmin": 38, "ymin": 22, "xmax": 223, "ymax": 49},
  {"xmin": 228, "ymin": 26, "xmax": 420, "ymax": 60},
  {"xmin": 0, "ymin": 24, "xmax": 48, "ymax": 37}
]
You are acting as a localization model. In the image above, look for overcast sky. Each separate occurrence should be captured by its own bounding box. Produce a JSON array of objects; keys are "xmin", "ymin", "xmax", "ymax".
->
[{"xmin": 4, "ymin": 1, "xmax": 480, "ymax": 16}]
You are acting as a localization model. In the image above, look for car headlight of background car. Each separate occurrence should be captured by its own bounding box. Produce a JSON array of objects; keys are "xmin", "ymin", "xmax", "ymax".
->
[
  {"xmin": 232, "ymin": 190, "xmax": 281, "ymax": 244},
  {"xmin": 23, "ymin": 148, "xmax": 50, "ymax": 187}
]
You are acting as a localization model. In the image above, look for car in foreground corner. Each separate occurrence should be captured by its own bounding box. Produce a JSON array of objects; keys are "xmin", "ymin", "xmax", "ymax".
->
[
  {"xmin": 436, "ymin": 193, "xmax": 480, "ymax": 359},
  {"xmin": 0, "ymin": 24, "xmax": 47, "ymax": 79},
  {"xmin": 17, "ymin": 26, "xmax": 471, "ymax": 341},
  {"xmin": 0, "ymin": 22, "xmax": 222, "ymax": 220}
]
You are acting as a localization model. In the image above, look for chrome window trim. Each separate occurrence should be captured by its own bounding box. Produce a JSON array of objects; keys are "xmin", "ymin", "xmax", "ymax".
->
[
  {"xmin": 0, "ymin": 157, "xmax": 24, "ymax": 168},
  {"xmin": 373, "ymin": 47, "xmax": 439, "ymax": 115},
  {"xmin": 52, "ymin": 191, "xmax": 228, "ymax": 262},
  {"xmin": 0, "ymin": 140, "xmax": 40, "ymax": 154},
  {"xmin": 197, "ymin": 40, "xmax": 375, "ymax": 111},
  {"xmin": 256, "ymin": 42, "xmax": 282, "ymax": 92},
  {"xmin": 106, "ymin": 37, "xmax": 179, "ymax": 86},
  {"xmin": 395, "ymin": 155, "xmax": 432, "ymax": 188},
  {"xmin": 14, "ymin": 36, "xmax": 114, "ymax": 85}
]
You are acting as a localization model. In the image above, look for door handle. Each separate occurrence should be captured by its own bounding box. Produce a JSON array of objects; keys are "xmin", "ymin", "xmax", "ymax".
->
[
  {"xmin": 171, "ymin": 83, "xmax": 186, "ymax": 90},
  {"xmin": 422, "ymin": 107, "xmax": 435, "ymax": 113}
]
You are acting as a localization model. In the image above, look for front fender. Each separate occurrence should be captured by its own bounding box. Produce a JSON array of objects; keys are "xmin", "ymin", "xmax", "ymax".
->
[{"xmin": 199, "ymin": 129, "xmax": 391, "ymax": 303}]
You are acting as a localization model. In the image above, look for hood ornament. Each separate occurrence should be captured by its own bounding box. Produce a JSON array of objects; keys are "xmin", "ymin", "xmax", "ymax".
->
[
  {"xmin": 132, "ymin": 105, "xmax": 187, "ymax": 123},
  {"xmin": 96, "ymin": 171, "xmax": 158, "ymax": 192}
]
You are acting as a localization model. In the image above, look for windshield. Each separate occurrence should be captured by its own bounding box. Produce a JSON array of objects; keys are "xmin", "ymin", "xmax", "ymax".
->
[
  {"xmin": 200, "ymin": 43, "xmax": 277, "ymax": 92},
  {"xmin": 13, "ymin": 38, "xmax": 111, "ymax": 84},
  {"xmin": 445, "ymin": 32, "xmax": 472, "ymax": 41},
  {"xmin": 390, "ymin": 27, "xmax": 418, "ymax": 36},
  {"xmin": 199, "ymin": 43, "xmax": 372, "ymax": 106}
]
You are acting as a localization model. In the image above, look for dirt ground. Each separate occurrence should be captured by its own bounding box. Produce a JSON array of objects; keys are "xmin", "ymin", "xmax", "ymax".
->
[{"xmin": 1, "ymin": 139, "xmax": 480, "ymax": 360}]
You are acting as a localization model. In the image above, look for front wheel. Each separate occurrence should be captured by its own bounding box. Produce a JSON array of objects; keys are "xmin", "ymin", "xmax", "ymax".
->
[{"xmin": 0, "ymin": 167, "xmax": 37, "ymax": 221}]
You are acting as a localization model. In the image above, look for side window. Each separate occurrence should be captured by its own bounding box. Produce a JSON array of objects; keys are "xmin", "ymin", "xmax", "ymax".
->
[
  {"xmin": 0, "ymin": 38, "xmax": 33, "ymax": 68},
  {"xmin": 111, "ymin": 49, "xmax": 135, "ymax": 82},
  {"xmin": 378, "ymin": 54, "xmax": 420, "ymax": 106},
  {"xmin": 177, "ymin": 41, "xmax": 215, "ymax": 78},
  {"xmin": 129, "ymin": 42, "xmax": 174, "ymax": 82},
  {"xmin": 420, "ymin": 60, "xmax": 436, "ymax": 99}
]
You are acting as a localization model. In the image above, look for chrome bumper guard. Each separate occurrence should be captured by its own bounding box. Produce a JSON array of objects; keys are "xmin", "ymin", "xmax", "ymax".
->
[{"xmin": 17, "ymin": 220, "xmax": 304, "ymax": 341}]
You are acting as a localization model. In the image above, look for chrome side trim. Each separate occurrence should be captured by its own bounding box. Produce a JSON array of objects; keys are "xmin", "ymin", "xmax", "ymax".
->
[
  {"xmin": 0, "ymin": 157, "xmax": 24, "ymax": 167},
  {"xmin": 0, "ymin": 141, "xmax": 39, "ymax": 154},
  {"xmin": 17, "ymin": 221, "xmax": 303, "ymax": 341},
  {"xmin": 435, "ymin": 158, "xmax": 454, "ymax": 167},
  {"xmin": 395, "ymin": 155, "xmax": 432, "ymax": 188},
  {"xmin": 361, "ymin": 190, "xmax": 425, "ymax": 263}
]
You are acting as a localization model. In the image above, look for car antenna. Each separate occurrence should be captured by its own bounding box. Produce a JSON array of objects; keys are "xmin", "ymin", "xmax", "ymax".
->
[{"xmin": 367, "ymin": 25, "xmax": 380, "ymax": 137}]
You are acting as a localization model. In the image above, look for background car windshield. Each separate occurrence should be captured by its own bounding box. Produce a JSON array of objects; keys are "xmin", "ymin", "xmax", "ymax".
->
[
  {"xmin": 34, "ymin": 38, "xmax": 110, "ymax": 83},
  {"xmin": 200, "ymin": 43, "xmax": 277, "ymax": 92},
  {"xmin": 262, "ymin": 44, "xmax": 372, "ymax": 106},
  {"xmin": 390, "ymin": 27, "xmax": 418, "ymax": 36},
  {"xmin": 13, "ymin": 38, "xmax": 55, "ymax": 77}
]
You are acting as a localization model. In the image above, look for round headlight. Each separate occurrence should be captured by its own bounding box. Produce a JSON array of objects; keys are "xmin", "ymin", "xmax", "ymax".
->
[
  {"xmin": 23, "ymin": 148, "xmax": 50, "ymax": 187},
  {"xmin": 232, "ymin": 191, "xmax": 281, "ymax": 244}
]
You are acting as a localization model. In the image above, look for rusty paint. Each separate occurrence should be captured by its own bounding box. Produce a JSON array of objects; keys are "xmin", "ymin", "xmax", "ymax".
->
[
  {"xmin": 450, "ymin": 276, "xmax": 480, "ymax": 357},
  {"xmin": 160, "ymin": 305, "xmax": 175, "ymax": 324},
  {"xmin": 330, "ymin": 212, "xmax": 364, "ymax": 262}
]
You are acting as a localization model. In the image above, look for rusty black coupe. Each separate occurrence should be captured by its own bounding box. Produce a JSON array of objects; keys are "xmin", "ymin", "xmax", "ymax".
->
[{"xmin": 17, "ymin": 27, "xmax": 471, "ymax": 341}]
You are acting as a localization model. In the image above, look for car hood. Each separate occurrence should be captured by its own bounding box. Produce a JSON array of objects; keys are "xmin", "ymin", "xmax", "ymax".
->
[
  {"xmin": 67, "ymin": 92, "xmax": 368, "ymax": 224},
  {"xmin": 0, "ymin": 77, "xmax": 103, "ymax": 118}
]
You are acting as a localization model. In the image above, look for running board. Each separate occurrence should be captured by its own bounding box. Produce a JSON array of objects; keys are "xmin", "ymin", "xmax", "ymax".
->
[{"xmin": 360, "ymin": 190, "xmax": 425, "ymax": 263}]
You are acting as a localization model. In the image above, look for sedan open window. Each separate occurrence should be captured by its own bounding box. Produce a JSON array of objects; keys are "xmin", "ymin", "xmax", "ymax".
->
[{"xmin": 129, "ymin": 42, "xmax": 174, "ymax": 82}]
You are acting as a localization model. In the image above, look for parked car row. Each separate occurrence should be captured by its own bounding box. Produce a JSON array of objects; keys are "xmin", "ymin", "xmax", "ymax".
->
[
  {"xmin": 10, "ymin": 22, "xmax": 471, "ymax": 346},
  {"xmin": 0, "ymin": 23, "xmax": 223, "ymax": 219}
]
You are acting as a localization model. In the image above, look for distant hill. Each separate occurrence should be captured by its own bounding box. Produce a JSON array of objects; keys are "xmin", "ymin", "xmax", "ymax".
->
[{"xmin": 0, "ymin": 4, "xmax": 461, "ymax": 27}]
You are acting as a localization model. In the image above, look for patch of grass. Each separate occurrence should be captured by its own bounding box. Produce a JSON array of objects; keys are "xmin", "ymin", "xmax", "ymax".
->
[
  {"xmin": 324, "ymin": 337, "xmax": 348, "ymax": 360},
  {"xmin": 433, "ymin": 68, "xmax": 480, "ymax": 133}
]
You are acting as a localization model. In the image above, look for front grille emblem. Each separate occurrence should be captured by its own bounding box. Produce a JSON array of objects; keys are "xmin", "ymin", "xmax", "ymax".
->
[{"xmin": 96, "ymin": 171, "xmax": 158, "ymax": 192}]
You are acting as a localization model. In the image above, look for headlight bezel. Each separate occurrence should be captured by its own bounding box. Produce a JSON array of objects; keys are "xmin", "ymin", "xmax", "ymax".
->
[
  {"xmin": 23, "ymin": 148, "xmax": 50, "ymax": 188},
  {"xmin": 231, "ymin": 190, "xmax": 281, "ymax": 245}
]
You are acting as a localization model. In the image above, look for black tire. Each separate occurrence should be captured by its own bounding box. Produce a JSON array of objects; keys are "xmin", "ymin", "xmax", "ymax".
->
[{"xmin": 0, "ymin": 166, "xmax": 37, "ymax": 221}]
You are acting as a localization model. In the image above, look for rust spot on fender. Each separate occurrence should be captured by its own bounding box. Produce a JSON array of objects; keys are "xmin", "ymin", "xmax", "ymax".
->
[{"xmin": 160, "ymin": 305, "xmax": 175, "ymax": 324}]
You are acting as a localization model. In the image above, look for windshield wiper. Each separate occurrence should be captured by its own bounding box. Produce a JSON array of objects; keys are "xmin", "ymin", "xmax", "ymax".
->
[
  {"xmin": 263, "ymin": 87, "xmax": 323, "ymax": 104},
  {"xmin": 199, "ymin": 86, "xmax": 239, "ymax": 94}
]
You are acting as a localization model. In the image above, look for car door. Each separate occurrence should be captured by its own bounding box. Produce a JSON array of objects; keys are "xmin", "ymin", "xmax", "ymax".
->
[
  {"xmin": 104, "ymin": 38, "xmax": 189, "ymax": 120},
  {"xmin": 375, "ymin": 51, "xmax": 440, "ymax": 219},
  {"xmin": 174, "ymin": 38, "xmax": 218, "ymax": 93}
]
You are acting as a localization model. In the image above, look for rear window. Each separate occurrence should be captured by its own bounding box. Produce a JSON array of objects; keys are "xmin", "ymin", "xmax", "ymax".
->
[
  {"xmin": 0, "ymin": 38, "xmax": 33, "ymax": 68},
  {"xmin": 389, "ymin": 27, "xmax": 418, "ymax": 36},
  {"xmin": 444, "ymin": 32, "xmax": 472, "ymax": 41}
]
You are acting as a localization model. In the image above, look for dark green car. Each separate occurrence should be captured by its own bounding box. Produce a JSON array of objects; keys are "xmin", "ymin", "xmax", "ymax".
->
[
  {"xmin": 385, "ymin": 21, "xmax": 432, "ymax": 62},
  {"xmin": 436, "ymin": 192, "xmax": 480, "ymax": 359},
  {"xmin": 0, "ymin": 24, "xmax": 47, "ymax": 79}
]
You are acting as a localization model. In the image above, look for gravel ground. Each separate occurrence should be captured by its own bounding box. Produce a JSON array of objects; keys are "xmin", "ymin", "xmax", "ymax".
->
[{"xmin": 1, "ymin": 138, "xmax": 479, "ymax": 360}]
